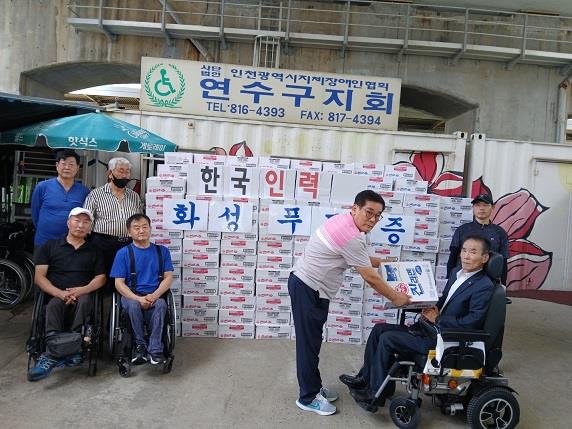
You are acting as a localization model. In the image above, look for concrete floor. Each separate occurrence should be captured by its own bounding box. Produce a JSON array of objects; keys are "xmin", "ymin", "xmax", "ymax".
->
[{"xmin": 0, "ymin": 298, "xmax": 570, "ymax": 429}]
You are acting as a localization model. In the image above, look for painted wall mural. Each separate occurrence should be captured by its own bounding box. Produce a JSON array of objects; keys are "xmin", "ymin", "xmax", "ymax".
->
[
  {"xmin": 472, "ymin": 177, "xmax": 553, "ymax": 291},
  {"xmin": 400, "ymin": 152, "xmax": 464, "ymax": 196}
]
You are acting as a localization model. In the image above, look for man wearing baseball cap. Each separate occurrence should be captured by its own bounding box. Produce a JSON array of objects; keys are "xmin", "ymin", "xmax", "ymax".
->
[
  {"xmin": 29, "ymin": 207, "xmax": 106, "ymax": 381},
  {"xmin": 446, "ymin": 194, "xmax": 509, "ymax": 283}
]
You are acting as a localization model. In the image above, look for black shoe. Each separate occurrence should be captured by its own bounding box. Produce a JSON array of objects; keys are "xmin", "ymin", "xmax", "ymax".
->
[
  {"xmin": 350, "ymin": 388, "xmax": 386, "ymax": 407},
  {"xmin": 131, "ymin": 344, "xmax": 148, "ymax": 365},
  {"xmin": 149, "ymin": 353, "xmax": 165, "ymax": 365},
  {"xmin": 339, "ymin": 374, "xmax": 367, "ymax": 389}
]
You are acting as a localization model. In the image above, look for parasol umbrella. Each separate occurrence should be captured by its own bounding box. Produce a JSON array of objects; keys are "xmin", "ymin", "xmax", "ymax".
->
[{"xmin": 0, "ymin": 112, "xmax": 177, "ymax": 154}]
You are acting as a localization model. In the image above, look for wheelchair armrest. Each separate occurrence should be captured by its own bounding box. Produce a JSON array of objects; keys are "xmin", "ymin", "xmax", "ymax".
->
[{"xmin": 441, "ymin": 329, "xmax": 490, "ymax": 342}]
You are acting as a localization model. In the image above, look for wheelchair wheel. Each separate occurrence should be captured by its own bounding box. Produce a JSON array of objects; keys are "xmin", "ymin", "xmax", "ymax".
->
[
  {"xmin": 163, "ymin": 356, "xmax": 174, "ymax": 374},
  {"xmin": 0, "ymin": 258, "xmax": 27, "ymax": 309},
  {"xmin": 389, "ymin": 397, "xmax": 421, "ymax": 429},
  {"xmin": 7, "ymin": 251, "xmax": 34, "ymax": 299},
  {"xmin": 109, "ymin": 292, "xmax": 121, "ymax": 358},
  {"xmin": 467, "ymin": 387, "xmax": 520, "ymax": 429}
]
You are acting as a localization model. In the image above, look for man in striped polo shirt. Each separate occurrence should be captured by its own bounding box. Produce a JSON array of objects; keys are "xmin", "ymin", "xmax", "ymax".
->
[
  {"xmin": 84, "ymin": 157, "xmax": 143, "ymax": 289},
  {"xmin": 289, "ymin": 190, "xmax": 411, "ymax": 416}
]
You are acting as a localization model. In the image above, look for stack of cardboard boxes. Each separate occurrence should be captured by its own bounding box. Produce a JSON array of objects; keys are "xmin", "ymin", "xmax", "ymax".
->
[{"xmin": 144, "ymin": 154, "xmax": 473, "ymax": 344}]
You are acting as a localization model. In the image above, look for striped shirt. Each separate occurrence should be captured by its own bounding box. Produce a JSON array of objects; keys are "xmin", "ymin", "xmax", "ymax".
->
[
  {"xmin": 293, "ymin": 213, "xmax": 372, "ymax": 300},
  {"xmin": 84, "ymin": 183, "xmax": 143, "ymax": 238}
]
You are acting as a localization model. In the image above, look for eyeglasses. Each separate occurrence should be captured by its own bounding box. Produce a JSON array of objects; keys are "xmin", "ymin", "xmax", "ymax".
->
[{"xmin": 361, "ymin": 207, "xmax": 383, "ymax": 221}]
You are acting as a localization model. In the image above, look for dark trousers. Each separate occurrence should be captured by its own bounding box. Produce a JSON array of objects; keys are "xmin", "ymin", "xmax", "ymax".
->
[
  {"xmin": 357, "ymin": 323, "xmax": 436, "ymax": 396},
  {"xmin": 288, "ymin": 273, "xmax": 329, "ymax": 404},
  {"xmin": 90, "ymin": 233, "xmax": 131, "ymax": 291},
  {"xmin": 45, "ymin": 294, "xmax": 93, "ymax": 333}
]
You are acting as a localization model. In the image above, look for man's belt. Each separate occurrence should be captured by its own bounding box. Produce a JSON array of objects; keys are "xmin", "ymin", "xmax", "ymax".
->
[{"xmin": 92, "ymin": 232, "xmax": 131, "ymax": 243}]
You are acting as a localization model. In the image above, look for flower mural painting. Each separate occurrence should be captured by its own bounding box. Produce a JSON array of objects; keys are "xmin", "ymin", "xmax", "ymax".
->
[
  {"xmin": 472, "ymin": 177, "xmax": 553, "ymax": 291},
  {"xmin": 402, "ymin": 152, "xmax": 464, "ymax": 196},
  {"xmin": 210, "ymin": 141, "xmax": 254, "ymax": 157}
]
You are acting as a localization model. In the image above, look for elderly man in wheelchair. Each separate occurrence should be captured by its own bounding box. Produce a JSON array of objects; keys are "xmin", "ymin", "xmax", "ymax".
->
[{"xmin": 340, "ymin": 235, "xmax": 520, "ymax": 429}]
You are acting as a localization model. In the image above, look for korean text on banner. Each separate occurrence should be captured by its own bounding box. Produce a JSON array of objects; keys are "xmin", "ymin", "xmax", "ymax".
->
[{"xmin": 140, "ymin": 58, "xmax": 401, "ymax": 130}]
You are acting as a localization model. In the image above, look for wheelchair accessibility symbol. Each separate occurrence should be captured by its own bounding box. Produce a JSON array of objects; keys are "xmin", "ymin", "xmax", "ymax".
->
[
  {"xmin": 144, "ymin": 63, "xmax": 186, "ymax": 108},
  {"xmin": 155, "ymin": 69, "xmax": 177, "ymax": 96}
]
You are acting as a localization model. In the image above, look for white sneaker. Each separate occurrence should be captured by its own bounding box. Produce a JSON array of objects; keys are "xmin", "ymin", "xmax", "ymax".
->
[
  {"xmin": 320, "ymin": 387, "xmax": 339, "ymax": 402},
  {"xmin": 296, "ymin": 393, "xmax": 337, "ymax": 416}
]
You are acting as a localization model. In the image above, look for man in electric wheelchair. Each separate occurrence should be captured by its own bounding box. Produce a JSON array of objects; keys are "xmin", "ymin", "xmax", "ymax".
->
[
  {"xmin": 340, "ymin": 235, "xmax": 519, "ymax": 429},
  {"xmin": 110, "ymin": 213, "xmax": 175, "ymax": 372},
  {"xmin": 27, "ymin": 207, "xmax": 106, "ymax": 381}
]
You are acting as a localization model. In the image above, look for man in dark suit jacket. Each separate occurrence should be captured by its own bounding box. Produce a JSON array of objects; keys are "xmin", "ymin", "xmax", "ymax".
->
[{"xmin": 339, "ymin": 235, "xmax": 494, "ymax": 407}]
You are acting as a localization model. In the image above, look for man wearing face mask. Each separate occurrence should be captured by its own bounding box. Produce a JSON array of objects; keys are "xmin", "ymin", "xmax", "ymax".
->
[{"xmin": 84, "ymin": 157, "xmax": 143, "ymax": 288}]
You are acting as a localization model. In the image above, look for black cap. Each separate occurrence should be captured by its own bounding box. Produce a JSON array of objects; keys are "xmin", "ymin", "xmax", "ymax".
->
[{"xmin": 471, "ymin": 194, "xmax": 494, "ymax": 205}]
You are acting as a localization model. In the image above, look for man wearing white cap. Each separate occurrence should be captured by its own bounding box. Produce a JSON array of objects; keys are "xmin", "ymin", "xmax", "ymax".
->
[{"xmin": 29, "ymin": 207, "xmax": 106, "ymax": 381}]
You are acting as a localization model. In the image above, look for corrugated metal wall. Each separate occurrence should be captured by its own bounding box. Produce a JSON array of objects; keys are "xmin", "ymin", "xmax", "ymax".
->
[{"xmin": 111, "ymin": 110, "xmax": 466, "ymax": 172}]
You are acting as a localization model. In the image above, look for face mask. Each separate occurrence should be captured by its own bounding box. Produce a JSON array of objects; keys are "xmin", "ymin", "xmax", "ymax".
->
[{"xmin": 111, "ymin": 174, "xmax": 130, "ymax": 189}]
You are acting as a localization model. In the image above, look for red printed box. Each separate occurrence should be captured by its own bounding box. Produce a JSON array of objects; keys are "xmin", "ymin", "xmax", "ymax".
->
[{"xmin": 219, "ymin": 295, "xmax": 256, "ymax": 311}]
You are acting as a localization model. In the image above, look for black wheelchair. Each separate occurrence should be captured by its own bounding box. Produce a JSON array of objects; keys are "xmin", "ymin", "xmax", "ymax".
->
[
  {"xmin": 109, "ymin": 290, "xmax": 177, "ymax": 377},
  {"xmin": 26, "ymin": 288, "xmax": 103, "ymax": 380},
  {"xmin": 362, "ymin": 253, "xmax": 520, "ymax": 429}
]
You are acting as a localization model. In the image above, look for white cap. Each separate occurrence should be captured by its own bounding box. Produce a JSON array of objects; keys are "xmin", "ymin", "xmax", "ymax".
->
[{"xmin": 68, "ymin": 207, "xmax": 94, "ymax": 222}]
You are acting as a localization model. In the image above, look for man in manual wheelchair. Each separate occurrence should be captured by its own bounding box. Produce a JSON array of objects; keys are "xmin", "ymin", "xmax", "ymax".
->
[
  {"xmin": 340, "ymin": 235, "xmax": 520, "ymax": 429},
  {"xmin": 27, "ymin": 207, "xmax": 106, "ymax": 381},
  {"xmin": 109, "ymin": 214, "xmax": 176, "ymax": 376}
]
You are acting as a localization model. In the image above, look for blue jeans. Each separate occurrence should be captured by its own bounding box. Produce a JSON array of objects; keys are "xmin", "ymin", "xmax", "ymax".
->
[{"xmin": 121, "ymin": 296, "xmax": 167, "ymax": 355}]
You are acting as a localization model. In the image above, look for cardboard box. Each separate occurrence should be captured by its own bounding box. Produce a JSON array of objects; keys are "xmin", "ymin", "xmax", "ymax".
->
[
  {"xmin": 181, "ymin": 253, "xmax": 219, "ymax": 268},
  {"xmin": 146, "ymin": 177, "xmax": 187, "ymax": 194},
  {"xmin": 182, "ymin": 294, "xmax": 219, "ymax": 309},
  {"xmin": 258, "ymin": 157, "xmax": 291, "ymax": 170},
  {"xmin": 378, "ymin": 261, "xmax": 439, "ymax": 308},
  {"xmin": 367, "ymin": 176, "xmax": 393, "ymax": 192},
  {"xmin": 290, "ymin": 159, "xmax": 322, "ymax": 172},
  {"xmin": 256, "ymin": 254, "xmax": 293, "ymax": 269},
  {"xmin": 328, "ymin": 301, "xmax": 362, "ymax": 317},
  {"xmin": 402, "ymin": 238, "xmax": 439, "ymax": 253},
  {"xmin": 362, "ymin": 313, "xmax": 399, "ymax": 328},
  {"xmin": 225, "ymin": 156, "xmax": 259, "ymax": 167},
  {"xmin": 164, "ymin": 152, "xmax": 194, "ymax": 165},
  {"xmin": 181, "ymin": 322, "xmax": 218, "ymax": 337},
  {"xmin": 218, "ymin": 309, "xmax": 255, "ymax": 325},
  {"xmin": 440, "ymin": 209, "xmax": 473, "ymax": 223},
  {"xmin": 257, "ymin": 240, "xmax": 293, "ymax": 255},
  {"xmin": 256, "ymin": 296, "xmax": 292, "ymax": 312},
  {"xmin": 362, "ymin": 302, "xmax": 395, "ymax": 317},
  {"xmin": 326, "ymin": 328, "xmax": 362, "ymax": 345},
  {"xmin": 255, "ymin": 311, "xmax": 291, "ymax": 326},
  {"xmin": 383, "ymin": 164, "xmax": 417, "ymax": 180},
  {"xmin": 400, "ymin": 250, "xmax": 437, "ymax": 264},
  {"xmin": 181, "ymin": 308, "xmax": 218, "ymax": 323},
  {"xmin": 218, "ymin": 324, "xmax": 255, "ymax": 339},
  {"xmin": 255, "ymin": 325, "xmax": 291, "ymax": 339},
  {"xmin": 255, "ymin": 269, "xmax": 291, "ymax": 284},
  {"xmin": 379, "ymin": 191, "xmax": 405, "ymax": 207},
  {"xmin": 182, "ymin": 268, "xmax": 219, "ymax": 283},
  {"xmin": 222, "ymin": 232, "xmax": 259, "ymax": 241},
  {"xmin": 157, "ymin": 163, "xmax": 189, "ymax": 178},
  {"xmin": 257, "ymin": 234, "xmax": 293, "ymax": 243},
  {"xmin": 331, "ymin": 287, "xmax": 364, "ymax": 304},
  {"xmin": 322, "ymin": 162, "xmax": 354, "ymax": 174},
  {"xmin": 220, "ymin": 254, "xmax": 257, "ymax": 268},
  {"xmin": 150, "ymin": 229, "xmax": 184, "ymax": 240},
  {"xmin": 193, "ymin": 153, "xmax": 226, "ymax": 166},
  {"xmin": 182, "ymin": 239, "xmax": 220, "ymax": 254},
  {"xmin": 394, "ymin": 179, "xmax": 428, "ymax": 194},
  {"xmin": 363, "ymin": 287, "xmax": 389, "ymax": 305},
  {"xmin": 368, "ymin": 244, "xmax": 402, "ymax": 261},
  {"xmin": 290, "ymin": 326, "xmax": 327, "ymax": 342},
  {"xmin": 353, "ymin": 162, "xmax": 384, "ymax": 176},
  {"xmin": 326, "ymin": 314, "xmax": 362, "ymax": 330},
  {"xmin": 183, "ymin": 231, "xmax": 222, "ymax": 240},
  {"xmin": 218, "ymin": 281, "xmax": 255, "ymax": 296},
  {"xmin": 152, "ymin": 238, "xmax": 183, "ymax": 253},
  {"xmin": 145, "ymin": 192, "xmax": 185, "ymax": 210},
  {"xmin": 403, "ymin": 193, "xmax": 441, "ymax": 209},
  {"xmin": 219, "ymin": 295, "xmax": 256, "ymax": 311},
  {"xmin": 255, "ymin": 283, "xmax": 289, "ymax": 297},
  {"xmin": 219, "ymin": 267, "xmax": 255, "ymax": 283},
  {"xmin": 181, "ymin": 282, "xmax": 219, "ymax": 296},
  {"xmin": 220, "ymin": 239, "xmax": 257, "ymax": 255}
]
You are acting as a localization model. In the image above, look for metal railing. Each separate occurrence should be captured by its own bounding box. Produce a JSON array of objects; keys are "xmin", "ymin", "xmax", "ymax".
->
[{"xmin": 67, "ymin": 0, "xmax": 572, "ymax": 66}]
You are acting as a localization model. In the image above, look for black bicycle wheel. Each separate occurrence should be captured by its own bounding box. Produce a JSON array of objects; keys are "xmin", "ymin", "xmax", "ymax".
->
[{"xmin": 0, "ymin": 258, "xmax": 27, "ymax": 309}]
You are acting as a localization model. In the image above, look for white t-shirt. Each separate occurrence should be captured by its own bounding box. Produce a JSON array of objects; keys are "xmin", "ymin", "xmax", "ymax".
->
[{"xmin": 293, "ymin": 213, "xmax": 371, "ymax": 300}]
